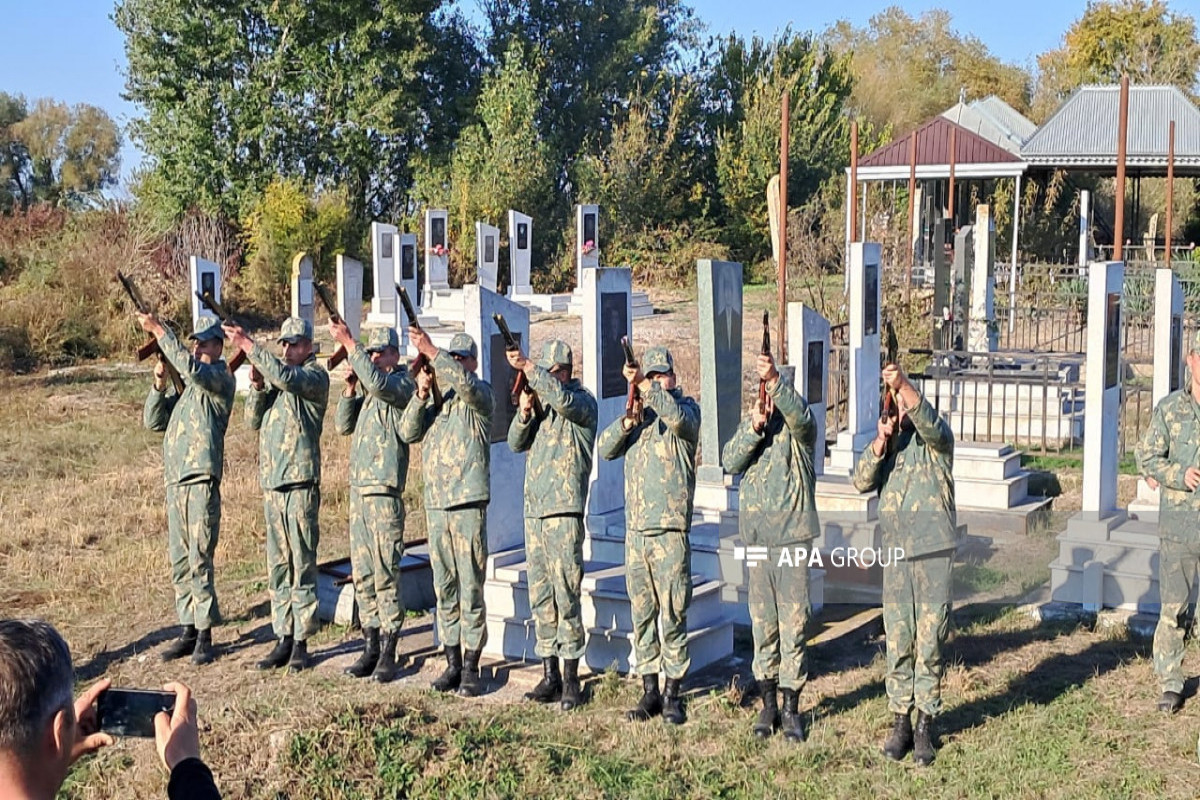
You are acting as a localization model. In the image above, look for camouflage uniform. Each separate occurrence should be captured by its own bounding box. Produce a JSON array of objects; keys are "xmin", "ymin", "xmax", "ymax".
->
[
  {"xmin": 400, "ymin": 333, "xmax": 494, "ymax": 652},
  {"xmin": 507, "ymin": 340, "xmax": 598, "ymax": 660},
  {"xmin": 1136, "ymin": 344, "xmax": 1200, "ymax": 696},
  {"xmin": 721, "ymin": 376, "xmax": 819, "ymax": 691},
  {"xmin": 143, "ymin": 318, "xmax": 236, "ymax": 631},
  {"xmin": 597, "ymin": 347, "xmax": 700, "ymax": 679},
  {"xmin": 335, "ymin": 328, "xmax": 416, "ymax": 635},
  {"xmin": 852, "ymin": 393, "xmax": 956, "ymax": 717},
  {"xmin": 245, "ymin": 318, "xmax": 330, "ymax": 642}
]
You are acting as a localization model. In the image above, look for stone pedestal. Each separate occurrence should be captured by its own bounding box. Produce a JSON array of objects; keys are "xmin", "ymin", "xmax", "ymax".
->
[
  {"xmin": 367, "ymin": 222, "xmax": 398, "ymax": 325},
  {"xmin": 290, "ymin": 252, "xmax": 315, "ymax": 330},
  {"xmin": 829, "ymin": 242, "xmax": 882, "ymax": 473},
  {"xmin": 790, "ymin": 303, "xmax": 830, "ymax": 475},
  {"xmin": 335, "ymin": 255, "xmax": 363, "ymax": 340},
  {"xmin": 476, "ymin": 222, "xmax": 500, "ymax": 293},
  {"xmin": 423, "ymin": 209, "xmax": 450, "ymax": 305}
]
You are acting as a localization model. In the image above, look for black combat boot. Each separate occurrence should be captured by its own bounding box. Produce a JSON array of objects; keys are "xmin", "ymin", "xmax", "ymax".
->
[
  {"xmin": 780, "ymin": 688, "xmax": 804, "ymax": 743},
  {"xmin": 431, "ymin": 644, "xmax": 462, "ymax": 692},
  {"xmin": 344, "ymin": 627, "xmax": 380, "ymax": 678},
  {"xmin": 626, "ymin": 674, "xmax": 663, "ymax": 721},
  {"xmin": 457, "ymin": 649, "xmax": 484, "ymax": 697},
  {"xmin": 256, "ymin": 636, "xmax": 294, "ymax": 670},
  {"xmin": 525, "ymin": 657, "xmax": 562, "ymax": 703},
  {"xmin": 912, "ymin": 711, "xmax": 936, "ymax": 766},
  {"xmin": 1158, "ymin": 691, "xmax": 1183, "ymax": 713},
  {"xmin": 287, "ymin": 640, "xmax": 309, "ymax": 672},
  {"xmin": 662, "ymin": 678, "xmax": 686, "ymax": 725},
  {"xmin": 372, "ymin": 630, "xmax": 402, "ymax": 683},
  {"xmin": 190, "ymin": 629, "xmax": 216, "ymax": 666},
  {"xmin": 882, "ymin": 711, "xmax": 913, "ymax": 761},
  {"xmin": 752, "ymin": 680, "xmax": 779, "ymax": 738},
  {"xmin": 161, "ymin": 625, "xmax": 198, "ymax": 662},
  {"xmin": 560, "ymin": 659, "xmax": 582, "ymax": 711}
]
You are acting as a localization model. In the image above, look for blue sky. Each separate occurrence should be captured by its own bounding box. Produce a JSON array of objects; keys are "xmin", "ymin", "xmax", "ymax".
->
[{"xmin": 1, "ymin": 0, "xmax": 1176, "ymax": 184}]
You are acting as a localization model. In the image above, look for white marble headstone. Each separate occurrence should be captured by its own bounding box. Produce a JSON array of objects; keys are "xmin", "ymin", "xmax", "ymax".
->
[
  {"xmin": 1081, "ymin": 261, "xmax": 1124, "ymax": 522},
  {"xmin": 1078, "ymin": 190, "xmax": 1092, "ymax": 267},
  {"xmin": 188, "ymin": 256, "xmax": 221, "ymax": 328},
  {"xmin": 830, "ymin": 242, "xmax": 882, "ymax": 473},
  {"xmin": 508, "ymin": 210, "xmax": 533, "ymax": 296},
  {"xmin": 463, "ymin": 285, "xmax": 530, "ymax": 554},
  {"xmin": 368, "ymin": 222, "xmax": 398, "ymax": 324},
  {"xmin": 968, "ymin": 204, "xmax": 997, "ymax": 353},
  {"xmin": 290, "ymin": 252, "xmax": 315, "ymax": 330},
  {"xmin": 1154, "ymin": 267, "xmax": 1185, "ymax": 404},
  {"xmin": 476, "ymin": 221, "xmax": 500, "ymax": 293},
  {"xmin": 576, "ymin": 204, "xmax": 600, "ymax": 286},
  {"xmin": 696, "ymin": 259, "xmax": 743, "ymax": 482},
  {"xmin": 789, "ymin": 303, "xmax": 831, "ymax": 476},
  {"xmin": 335, "ymin": 255, "xmax": 363, "ymax": 340},
  {"xmin": 424, "ymin": 209, "xmax": 450, "ymax": 302}
]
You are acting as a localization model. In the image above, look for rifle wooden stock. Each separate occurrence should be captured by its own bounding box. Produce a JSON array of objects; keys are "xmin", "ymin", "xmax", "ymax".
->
[
  {"xmin": 313, "ymin": 282, "xmax": 349, "ymax": 369},
  {"xmin": 118, "ymin": 271, "xmax": 185, "ymax": 395},
  {"xmin": 492, "ymin": 313, "xmax": 537, "ymax": 410},
  {"xmin": 880, "ymin": 319, "xmax": 900, "ymax": 454},
  {"xmin": 395, "ymin": 283, "xmax": 441, "ymax": 406},
  {"xmin": 758, "ymin": 311, "xmax": 770, "ymax": 406},
  {"xmin": 621, "ymin": 336, "xmax": 640, "ymax": 421}
]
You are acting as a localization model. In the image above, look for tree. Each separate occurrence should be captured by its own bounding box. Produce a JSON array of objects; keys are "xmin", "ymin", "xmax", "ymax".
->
[
  {"xmin": 0, "ymin": 95, "xmax": 121, "ymax": 212},
  {"xmin": 1034, "ymin": 0, "xmax": 1200, "ymax": 119},
  {"xmin": 826, "ymin": 8, "xmax": 1031, "ymax": 134}
]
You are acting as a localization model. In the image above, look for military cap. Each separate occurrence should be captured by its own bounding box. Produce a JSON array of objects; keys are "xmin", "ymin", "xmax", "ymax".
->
[
  {"xmin": 366, "ymin": 327, "xmax": 399, "ymax": 353},
  {"xmin": 189, "ymin": 315, "xmax": 225, "ymax": 342},
  {"xmin": 539, "ymin": 339, "xmax": 573, "ymax": 370},
  {"xmin": 448, "ymin": 332, "xmax": 478, "ymax": 359},
  {"xmin": 642, "ymin": 345, "xmax": 674, "ymax": 376},
  {"xmin": 278, "ymin": 316, "xmax": 314, "ymax": 344}
]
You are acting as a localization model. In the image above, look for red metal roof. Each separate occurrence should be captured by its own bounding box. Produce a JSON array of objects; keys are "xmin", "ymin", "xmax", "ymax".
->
[{"xmin": 859, "ymin": 116, "xmax": 1024, "ymax": 168}]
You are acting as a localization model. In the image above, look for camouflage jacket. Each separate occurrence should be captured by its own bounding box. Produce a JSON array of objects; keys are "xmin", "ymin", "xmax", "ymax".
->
[
  {"xmin": 721, "ymin": 378, "xmax": 820, "ymax": 546},
  {"xmin": 399, "ymin": 350, "xmax": 494, "ymax": 510},
  {"xmin": 597, "ymin": 382, "xmax": 700, "ymax": 533},
  {"xmin": 245, "ymin": 344, "xmax": 329, "ymax": 490},
  {"xmin": 507, "ymin": 366, "xmax": 598, "ymax": 518},
  {"xmin": 142, "ymin": 327, "xmax": 236, "ymax": 486},
  {"xmin": 335, "ymin": 344, "xmax": 416, "ymax": 496},
  {"xmin": 852, "ymin": 395, "xmax": 957, "ymax": 557},
  {"xmin": 1137, "ymin": 389, "xmax": 1200, "ymax": 543}
]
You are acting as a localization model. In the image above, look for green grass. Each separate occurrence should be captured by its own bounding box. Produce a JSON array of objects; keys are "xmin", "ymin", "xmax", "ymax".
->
[{"xmin": 1021, "ymin": 449, "xmax": 1142, "ymax": 476}]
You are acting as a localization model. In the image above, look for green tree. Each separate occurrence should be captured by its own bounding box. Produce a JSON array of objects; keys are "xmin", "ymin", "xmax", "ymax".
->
[{"xmin": 1034, "ymin": 0, "xmax": 1200, "ymax": 119}]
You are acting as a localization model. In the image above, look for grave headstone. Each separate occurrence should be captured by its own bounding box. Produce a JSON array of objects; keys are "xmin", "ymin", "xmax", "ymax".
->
[
  {"xmin": 463, "ymin": 285, "xmax": 530, "ymax": 555},
  {"xmin": 952, "ymin": 225, "xmax": 973, "ymax": 350},
  {"xmin": 188, "ymin": 256, "xmax": 222, "ymax": 328},
  {"xmin": 290, "ymin": 252, "xmax": 315, "ymax": 331},
  {"xmin": 968, "ymin": 204, "xmax": 997, "ymax": 354},
  {"xmin": 368, "ymin": 222, "xmax": 398, "ymax": 324},
  {"xmin": 829, "ymin": 242, "xmax": 882, "ymax": 473},
  {"xmin": 508, "ymin": 210, "xmax": 533, "ymax": 296},
  {"xmin": 1081, "ymin": 261, "xmax": 1125, "ymax": 523},
  {"xmin": 476, "ymin": 221, "xmax": 500, "ymax": 293},
  {"xmin": 1078, "ymin": 190, "xmax": 1092, "ymax": 267},
  {"xmin": 696, "ymin": 259, "xmax": 743, "ymax": 483},
  {"xmin": 335, "ymin": 255, "xmax": 363, "ymax": 340},
  {"xmin": 396, "ymin": 232, "xmax": 419, "ymax": 308},
  {"xmin": 576, "ymin": 204, "xmax": 600, "ymax": 286},
  {"xmin": 789, "ymin": 303, "xmax": 831, "ymax": 476},
  {"xmin": 424, "ymin": 209, "xmax": 450, "ymax": 303},
  {"xmin": 932, "ymin": 218, "xmax": 954, "ymax": 347}
]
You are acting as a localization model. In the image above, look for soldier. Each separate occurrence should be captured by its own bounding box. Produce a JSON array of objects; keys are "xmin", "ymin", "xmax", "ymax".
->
[
  {"xmin": 852, "ymin": 363, "xmax": 955, "ymax": 766},
  {"xmin": 332, "ymin": 323, "xmax": 416, "ymax": 683},
  {"xmin": 597, "ymin": 346, "xmax": 700, "ymax": 725},
  {"xmin": 721, "ymin": 352, "xmax": 819, "ymax": 742},
  {"xmin": 139, "ymin": 314, "xmax": 236, "ymax": 666},
  {"xmin": 400, "ymin": 329, "xmax": 494, "ymax": 697},
  {"xmin": 223, "ymin": 317, "xmax": 330, "ymax": 672},
  {"xmin": 506, "ymin": 339, "xmax": 598, "ymax": 710},
  {"xmin": 1136, "ymin": 330, "xmax": 1200, "ymax": 714}
]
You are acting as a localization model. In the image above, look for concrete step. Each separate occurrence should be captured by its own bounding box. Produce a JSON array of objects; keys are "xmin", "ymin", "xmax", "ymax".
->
[
  {"xmin": 953, "ymin": 443, "xmax": 1022, "ymax": 480},
  {"xmin": 956, "ymin": 495, "xmax": 1053, "ymax": 536},
  {"xmin": 814, "ymin": 476, "xmax": 878, "ymax": 521},
  {"xmin": 1050, "ymin": 558, "xmax": 1161, "ymax": 613},
  {"xmin": 954, "ymin": 474, "xmax": 1030, "ymax": 509}
]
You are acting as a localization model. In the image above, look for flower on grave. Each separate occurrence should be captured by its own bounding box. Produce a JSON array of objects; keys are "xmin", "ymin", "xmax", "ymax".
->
[
  {"xmin": 582, "ymin": 239, "xmax": 596, "ymax": 255},
  {"xmin": 428, "ymin": 243, "xmax": 448, "ymax": 257}
]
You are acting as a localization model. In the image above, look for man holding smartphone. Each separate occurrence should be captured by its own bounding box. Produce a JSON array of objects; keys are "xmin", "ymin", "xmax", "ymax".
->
[{"xmin": 0, "ymin": 619, "xmax": 220, "ymax": 800}]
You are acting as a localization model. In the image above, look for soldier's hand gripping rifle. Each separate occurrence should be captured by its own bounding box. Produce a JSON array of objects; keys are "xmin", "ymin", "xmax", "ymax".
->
[
  {"xmin": 395, "ymin": 283, "xmax": 441, "ymax": 406},
  {"xmin": 758, "ymin": 311, "xmax": 771, "ymax": 407},
  {"xmin": 117, "ymin": 271, "xmax": 185, "ymax": 396},
  {"xmin": 621, "ymin": 335, "xmax": 641, "ymax": 424},
  {"xmin": 880, "ymin": 318, "xmax": 900, "ymax": 454},
  {"xmin": 194, "ymin": 291, "xmax": 248, "ymax": 374},
  {"xmin": 493, "ymin": 313, "xmax": 542, "ymax": 417},
  {"xmin": 313, "ymin": 283, "xmax": 348, "ymax": 369}
]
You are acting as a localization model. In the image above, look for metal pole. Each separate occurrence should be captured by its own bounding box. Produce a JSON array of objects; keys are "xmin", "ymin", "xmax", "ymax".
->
[
  {"xmin": 779, "ymin": 91, "xmax": 789, "ymax": 363},
  {"xmin": 850, "ymin": 121, "xmax": 859, "ymax": 244},
  {"xmin": 1114, "ymin": 75, "xmax": 1129, "ymax": 261},
  {"xmin": 1166, "ymin": 120, "xmax": 1175, "ymax": 266},
  {"xmin": 948, "ymin": 126, "xmax": 956, "ymax": 226},
  {"xmin": 1009, "ymin": 172, "xmax": 1021, "ymax": 334},
  {"xmin": 907, "ymin": 131, "xmax": 917, "ymax": 298}
]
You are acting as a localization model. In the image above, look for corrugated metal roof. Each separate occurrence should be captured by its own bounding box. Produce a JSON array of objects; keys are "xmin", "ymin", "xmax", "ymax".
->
[
  {"xmin": 970, "ymin": 96, "xmax": 1037, "ymax": 144},
  {"xmin": 859, "ymin": 116, "xmax": 1023, "ymax": 169},
  {"xmin": 1022, "ymin": 84, "xmax": 1200, "ymax": 166},
  {"xmin": 941, "ymin": 101, "xmax": 1027, "ymax": 154}
]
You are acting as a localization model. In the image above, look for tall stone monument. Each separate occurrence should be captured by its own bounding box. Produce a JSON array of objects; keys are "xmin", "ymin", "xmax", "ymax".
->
[
  {"xmin": 290, "ymin": 252, "xmax": 315, "ymax": 331},
  {"xmin": 508, "ymin": 211, "xmax": 533, "ymax": 297},
  {"xmin": 188, "ymin": 256, "xmax": 222, "ymax": 328},
  {"xmin": 476, "ymin": 221, "xmax": 501, "ymax": 293},
  {"xmin": 790, "ymin": 303, "xmax": 831, "ymax": 476},
  {"xmin": 367, "ymin": 222, "xmax": 398, "ymax": 325},
  {"xmin": 968, "ymin": 204, "xmax": 997, "ymax": 354},
  {"xmin": 1078, "ymin": 190, "xmax": 1092, "ymax": 267},
  {"xmin": 335, "ymin": 255, "xmax": 363, "ymax": 339},
  {"xmin": 396, "ymin": 233, "xmax": 419, "ymax": 312},
  {"xmin": 424, "ymin": 209, "xmax": 450, "ymax": 302},
  {"xmin": 576, "ymin": 204, "xmax": 600, "ymax": 286},
  {"xmin": 696, "ymin": 259, "xmax": 743, "ymax": 484},
  {"xmin": 829, "ymin": 242, "xmax": 882, "ymax": 473}
]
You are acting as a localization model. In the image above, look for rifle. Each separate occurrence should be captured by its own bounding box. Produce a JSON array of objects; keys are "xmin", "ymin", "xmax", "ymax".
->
[
  {"xmin": 313, "ymin": 282, "xmax": 348, "ymax": 369},
  {"xmin": 758, "ymin": 311, "xmax": 770, "ymax": 407},
  {"xmin": 395, "ymin": 283, "xmax": 441, "ymax": 406},
  {"xmin": 621, "ymin": 335, "xmax": 641, "ymax": 423},
  {"xmin": 493, "ymin": 313, "xmax": 541, "ymax": 415},
  {"xmin": 880, "ymin": 318, "xmax": 900, "ymax": 453},
  {"xmin": 194, "ymin": 291, "xmax": 249, "ymax": 374},
  {"xmin": 117, "ymin": 271, "xmax": 185, "ymax": 396}
]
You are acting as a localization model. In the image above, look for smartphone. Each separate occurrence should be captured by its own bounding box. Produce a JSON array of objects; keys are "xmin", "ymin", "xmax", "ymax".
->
[{"xmin": 96, "ymin": 689, "xmax": 176, "ymax": 738}]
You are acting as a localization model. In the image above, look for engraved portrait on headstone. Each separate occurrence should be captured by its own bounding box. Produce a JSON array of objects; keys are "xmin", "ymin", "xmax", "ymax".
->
[
  {"xmin": 600, "ymin": 292, "xmax": 628, "ymax": 400},
  {"xmin": 807, "ymin": 340, "xmax": 825, "ymax": 404},
  {"xmin": 201, "ymin": 272, "xmax": 215, "ymax": 298},
  {"xmin": 1104, "ymin": 292, "xmax": 1121, "ymax": 390},
  {"xmin": 381, "ymin": 234, "xmax": 393, "ymax": 259},
  {"xmin": 583, "ymin": 212, "xmax": 597, "ymax": 246},
  {"xmin": 864, "ymin": 259, "xmax": 879, "ymax": 337},
  {"xmin": 517, "ymin": 222, "xmax": 528, "ymax": 250},
  {"xmin": 431, "ymin": 217, "xmax": 446, "ymax": 248},
  {"xmin": 401, "ymin": 241, "xmax": 416, "ymax": 281},
  {"xmin": 486, "ymin": 234, "xmax": 496, "ymax": 264},
  {"xmin": 1171, "ymin": 315, "xmax": 1183, "ymax": 393}
]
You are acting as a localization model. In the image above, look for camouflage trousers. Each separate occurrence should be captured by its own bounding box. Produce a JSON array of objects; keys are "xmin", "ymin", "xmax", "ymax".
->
[
  {"xmin": 526, "ymin": 514, "xmax": 585, "ymax": 660},
  {"xmin": 882, "ymin": 549, "xmax": 953, "ymax": 716},
  {"xmin": 626, "ymin": 529, "xmax": 692, "ymax": 679},
  {"xmin": 428, "ymin": 504, "xmax": 488, "ymax": 652},
  {"xmin": 350, "ymin": 488, "xmax": 406, "ymax": 634},
  {"xmin": 166, "ymin": 480, "xmax": 221, "ymax": 630},
  {"xmin": 263, "ymin": 485, "xmax": 321, "ymax": 641},
  {"xmin": 1154, "ymin": 537, "xmax": 1200, "ymax": 694},
  {"xmin": 749, "ymin": 556, "xmax": 809, "ymax": 690}
]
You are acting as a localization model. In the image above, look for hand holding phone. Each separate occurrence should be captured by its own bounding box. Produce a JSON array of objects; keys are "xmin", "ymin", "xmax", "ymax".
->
[{"xmin": 97, "ymin": 688, "xmax": 176, "ymax": 738}]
